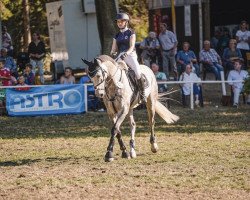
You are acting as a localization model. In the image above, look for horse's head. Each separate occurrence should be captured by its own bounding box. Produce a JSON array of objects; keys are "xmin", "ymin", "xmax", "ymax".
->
[{"xmin": 82, "ymin": 58, "xmax": 107, "ymax": 98}]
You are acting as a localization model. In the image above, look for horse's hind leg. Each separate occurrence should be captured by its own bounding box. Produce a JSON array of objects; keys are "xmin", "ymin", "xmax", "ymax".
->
[
  {"xmin": 146, "ymin": 97, "xmax": 158, "ymax": 153},
  {"xmin": 128, "ymin": 109, "xmax": 137, "ymax": 158}
]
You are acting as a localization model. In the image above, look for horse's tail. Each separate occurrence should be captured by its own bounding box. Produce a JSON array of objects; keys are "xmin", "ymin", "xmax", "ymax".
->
[{"xmin": 155, "ymin": 100, "xmax": 179, "ymax": 124}]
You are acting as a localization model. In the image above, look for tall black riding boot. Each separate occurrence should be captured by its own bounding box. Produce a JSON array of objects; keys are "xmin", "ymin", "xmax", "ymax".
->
[{"xmin": 138, "ymin": 77, "xmax": 146, "ymax": 103}]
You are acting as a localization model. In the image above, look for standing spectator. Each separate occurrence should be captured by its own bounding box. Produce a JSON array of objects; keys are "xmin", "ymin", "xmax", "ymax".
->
[
  {"xmin": 179, "ymin": 64, "xmax": 202, "ymax": 106},
  {"xmin": 217, "ymin": 28, "xmax": 231, "ymax": 56},
  {"xmin": 60, "ymin": 67, "xmax": 75, "ymax": 84},
  {"xmin": 199, "ymin": 40, "xmax": 224, "ymax": 80},
  {"xmin": 151, "ymin": 63, "xmax": 167, "ymax": 93},
  {"xmin": 210, "ymin": 29, "xmax": 221, "ymax": 50},
  {"xmin": 222, "ymin": 39, "xmax": 242, "ymax": 75},
  {"xmin": 235, "ymin": 21, "xmax": 250, "ymax": 66},
  {"xmin": 28, "ymin": 32, "xmax": 46, "ymax": 84},
  {"xmin": 227, "ymin": 58, "xmax": 248, "ymax": 108},
  {"xmin": 176, "ymin": 42, "xmax": 200, "ymax": 77},
  {"xmin": 1, "ymin": 26, "xmax": 13, "ymax": 56},
  {"xmin": 0, "ymin": 59, "xmax": 12, "ymax": 86},
  {"xmin": 140, "ymin": 31, "xmax": 160, "ymax": 67},
  {"xmin": 158, "ymin": 23, "xmax": 178, "ymax": 79},
  {"xmin": 23, "ymin": 63, "xmax": 35, "ymax": 85},
  {"xmin": 0, "ymin": 48, "xmax": 17, "ymax": 78}
]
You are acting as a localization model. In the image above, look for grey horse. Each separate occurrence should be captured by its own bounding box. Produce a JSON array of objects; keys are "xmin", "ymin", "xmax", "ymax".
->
[{"xmin": 82, "ymin": 55, "xmax": 179, "ymax": 162}]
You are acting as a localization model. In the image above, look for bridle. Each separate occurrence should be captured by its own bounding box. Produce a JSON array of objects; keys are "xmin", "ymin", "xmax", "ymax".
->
[{"xmin": 88, "ymin": 61, "xmax": 121, "ymax": 95}]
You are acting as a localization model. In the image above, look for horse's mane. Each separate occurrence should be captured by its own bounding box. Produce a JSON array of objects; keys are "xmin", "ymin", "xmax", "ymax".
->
[
  {"xmin": 97, "ymin": 55, "xmax": 116, "ymax": 65},
  {"xmin": 97, "ymin": 55, "xmax": 128, "ymax": 70}
]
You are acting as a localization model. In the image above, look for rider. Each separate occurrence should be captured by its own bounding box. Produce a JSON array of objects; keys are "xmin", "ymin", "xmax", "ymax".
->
[{"xmin": 110, "ymin": 13, "xmax": 146, "ymax": 103}]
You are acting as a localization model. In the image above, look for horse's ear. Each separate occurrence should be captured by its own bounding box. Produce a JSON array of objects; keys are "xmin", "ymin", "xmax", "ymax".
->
[
  {"xmin": 81, "ymin": 58, "xmax": 93, "ymax": 67},
  {"xmin": 94, "ymin": 58, "xmax": 102, "ymax": 66}
]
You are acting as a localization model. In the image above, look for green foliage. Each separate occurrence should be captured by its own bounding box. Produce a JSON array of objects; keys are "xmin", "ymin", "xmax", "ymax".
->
[
  {"xmin": 1, "ymin": 0, "xmax": 55, "ymax": 55},
  {"xmin": 0, "ymin": 0, "xmax": 13, "ymax": 20},
  {"xmin": 119, "ymin": 0, "xmax": 148, "ymax": 42},
  {"xmin": 243, "ymin": 76, "xmax": 250, "ymax": 94}
]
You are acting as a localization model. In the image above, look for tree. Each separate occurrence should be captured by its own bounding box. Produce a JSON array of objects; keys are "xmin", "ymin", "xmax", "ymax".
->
[
  {"xmin": 95, "ymin": 0, "xmax": 117, "ymax": 54},
  {"xmin": 22, "ymin": 0, "xmax": 31, "ymax": 51}
]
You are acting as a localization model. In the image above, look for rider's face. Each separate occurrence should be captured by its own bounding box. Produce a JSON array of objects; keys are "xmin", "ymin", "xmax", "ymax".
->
[{"xmin": 117, "ymin": 20, "xmax": 127, "ymax": 29}]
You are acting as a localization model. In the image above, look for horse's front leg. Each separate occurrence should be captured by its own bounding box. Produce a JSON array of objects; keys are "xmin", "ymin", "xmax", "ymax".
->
[
  {"xmin": 105, "ymin": 108, "xmax": 129, "ymax": 162},
  {"xmin": 146, "ymin": 97, "xmax": 158, "ymax": 153},
  {"xmin": 128, "ymin": 109, "xmax": 137, "ymax": 158}
]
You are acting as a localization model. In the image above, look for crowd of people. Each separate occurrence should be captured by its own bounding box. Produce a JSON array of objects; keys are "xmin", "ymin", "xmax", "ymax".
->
[
  {"xmin": 138, "ymin": 20, "xmax": 250, "ymax": 107},
  {"xmin": 1, "ymin": 18, "xmax": 250, "ymax": 110}
]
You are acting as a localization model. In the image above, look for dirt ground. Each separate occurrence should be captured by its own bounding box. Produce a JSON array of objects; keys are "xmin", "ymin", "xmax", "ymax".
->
[{"xmin": 0, "ymin": 105, "xmax": 249, "ymax": 200}]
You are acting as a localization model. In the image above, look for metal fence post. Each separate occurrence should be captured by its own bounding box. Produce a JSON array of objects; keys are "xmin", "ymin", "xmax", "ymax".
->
[
  {"xmin": 84, "ymin": 84, "xmax": 88, "ymax": 112},
  {"xmin": 190, "ymin": 82, "xmax": 194, "ymax": 109}
]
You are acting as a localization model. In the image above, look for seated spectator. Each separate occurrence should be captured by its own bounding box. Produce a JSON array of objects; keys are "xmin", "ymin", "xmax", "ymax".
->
[
  {"xmin": 0, "ymin": 59, "xmax": 12, "ymax": 86},
  {"xmin": 227, "ymin": 58, "xmax": 249, "ymax": 108},
  {"xmin": 176, "ymin": 42, "xmax": 200, "ymax": 77},
  {"xmin": 151, "ymin": 63, "xmax": 167, "ymax": 92},
  {"xmin": 222, "ymin": 39, "xmax": 243, "ymax": 75},
  {"xmin": 199, "ymin": 40, "xmax": 224, "ymax": 80},
  {"xmin": 140, "ymin": 31, "xmax": 160, "ymax": 67},
  {"xmin": 0, "ymin": 48, "xmax": 17, "ymax": 78},
  {"xmin": 179, "ymin": 64, "xmax": 202, "ymax": 107},
  {"xmin": 16, "ymin": 75, "xmax": 30, "ymax": 91},
  {"xmin": 60, "ymin": 67, "xmax": 75, "ymax": 84},
  {"xmin": 79, "ymin": 72, "xmax": 99, "ymax": 111},
  {"xmin": 23, "ymin": 63, "xmax": 35, "ymax": 85}
]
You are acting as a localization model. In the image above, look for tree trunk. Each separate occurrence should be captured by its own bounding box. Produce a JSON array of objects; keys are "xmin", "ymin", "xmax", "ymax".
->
[
  {"xmin": 23, "ymin": 0, "xmax": 31, "ymax": 51},
  {"xmin": 95, "ymin": 0, "xmax": 117, "ymax": 54}
]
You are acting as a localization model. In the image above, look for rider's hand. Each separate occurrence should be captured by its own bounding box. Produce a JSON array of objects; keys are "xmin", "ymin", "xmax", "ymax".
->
[{"xmin": 120, "ymin": 52, "xmax": 128, "ymax": 60}]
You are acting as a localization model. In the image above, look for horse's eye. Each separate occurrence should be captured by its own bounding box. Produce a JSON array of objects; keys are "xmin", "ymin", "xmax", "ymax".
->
[{"xmin": 96, "ymin": 74, "xmax": 101, "ymax": 79}]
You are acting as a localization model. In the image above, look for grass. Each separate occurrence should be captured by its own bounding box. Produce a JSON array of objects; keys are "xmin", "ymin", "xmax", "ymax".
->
[{"xmin": 0, "ymin": 105, "xmax": 249, "ymax": 199}]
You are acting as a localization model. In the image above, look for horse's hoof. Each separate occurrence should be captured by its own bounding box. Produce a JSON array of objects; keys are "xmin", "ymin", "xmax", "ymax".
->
[
  {"xmin": 104, "ymin": 151, "xmax": 114, "ymax": 162},
  {"xmin": 130, "ymin": 149, "xmax": 137, "ymax": 158},
  {"xmin": 121, "ymin": 151, "xmax": 130, "ymax": 159},
  {"xmin": 151, "ymin": 143, "xmax": 159, "ymax": 153}
]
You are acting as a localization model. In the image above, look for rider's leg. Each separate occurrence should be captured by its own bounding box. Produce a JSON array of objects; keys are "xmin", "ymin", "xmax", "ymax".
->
[{"xmin": 124, "ymin": 52, "xmax": 146, "ymax": 102}]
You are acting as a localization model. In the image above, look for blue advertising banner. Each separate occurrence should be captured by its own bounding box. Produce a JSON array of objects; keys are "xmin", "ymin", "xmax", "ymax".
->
[{"xmin": 6, "ymin": 84, "xmax": 85, "ymax": 116}]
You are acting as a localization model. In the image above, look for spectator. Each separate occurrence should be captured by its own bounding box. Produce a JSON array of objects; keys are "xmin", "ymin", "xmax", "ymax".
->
[
  {"xmin": 222, "ymin": 39, "xmax": 243, "ymax": 75},
  {"xmin": 60, "ymin": 67, "xmax": 75, "ymax": 84},
  {"xmin": 217, "ymin": 27, "xmax": 231, "ymax": 56},
  {"xmin": 28, "ymin": 31, "xmax": 46, "ymax": 84},
  {"xmin": 79, "ymin": 72, "xmax": 99, "ymax": 111},
  {"xmin": 16, "ymin": 75, "xmax": 30, "ymax": 91},
  {"xmin": 1, "ymin": 26, "xmax": 13, "ymax": 56},
  {"xmin": 158, "ymin": 23, "xmax": 178, "ymax": 79},
  {"xmin": 0, "ymin": 48, "xmax": 17, "ymax": 78},
  {"xmin": 227, "ymin": 58, "xmax": 248, "ymax": 108},
  {"xmin": 23, "ymin": 63, "xmax": 35, "ymax": 85},
  {"xmin": 235, "ymin": 20, "xmax": 250, "ymax": 66},
  {"xmin": 140, "ymin": 31, "xmax": 160, "ymax": 67},
  {"xmin": 176, "ymin": 42, "xmax": 200, "ymax": 77},
  {"xmin": 179, "ymin": 64, "xmax": 202, "ymax": 106},
  {"xmin": 199, "ymin": 40, "xmax": 224, "ymax": 80},
  {"xmin": 0, "ymin": 59, "xmax": 12, "ymax": 86},
  {"xmin": 210, "ymin": 29, "xmax": 221, "ymax": 50},
  {"xmin": 151, "ymin": 63, "xmax": 167, "ymax": 93}
]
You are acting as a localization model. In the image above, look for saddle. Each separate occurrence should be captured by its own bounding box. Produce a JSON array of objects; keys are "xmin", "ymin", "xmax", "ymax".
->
[{"xmin": 126, "ymin": 68, "xmax": 149, "ymax": 104}]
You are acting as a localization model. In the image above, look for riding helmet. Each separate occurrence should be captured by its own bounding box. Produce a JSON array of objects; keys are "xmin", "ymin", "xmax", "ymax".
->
[{"xmin": 116, "ymin": 13, "xmax": 129, "ymax": 21}]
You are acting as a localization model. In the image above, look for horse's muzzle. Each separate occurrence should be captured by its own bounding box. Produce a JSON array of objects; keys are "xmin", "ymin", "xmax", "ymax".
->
[{"xmin": 95, "ymin": 90, "xmax": 105, "ymax": 98}]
